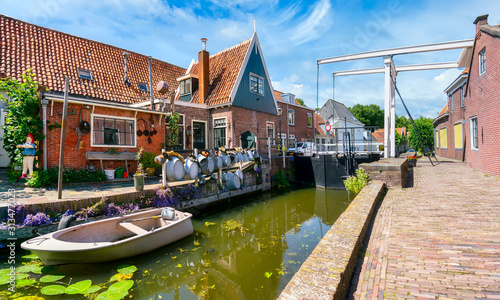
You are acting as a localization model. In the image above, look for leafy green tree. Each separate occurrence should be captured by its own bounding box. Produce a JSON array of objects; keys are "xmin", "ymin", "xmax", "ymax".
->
[
  {"xmin": 0, "ymin": 70, "xmax": 44, "ymax": 166},
  {"xmin": 348, "ymin": 104, "xmax": 384, "ymax": 128},
  {"xmin": 396, "ymin": 115, "xmax": 411, "ymax": 129},
  {"xmin": 407, "ymin": 117, "xmax": 434, "ymax": 153},
  {"xmin": 296, "ymin": 98, "xmax": 307, "ymax": 107}
]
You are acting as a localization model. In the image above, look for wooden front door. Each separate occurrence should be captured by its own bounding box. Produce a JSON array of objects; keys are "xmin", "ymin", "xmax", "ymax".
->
[{"xmin": 193, "ymin": 121, "xmax": 206, "ymax": 150}]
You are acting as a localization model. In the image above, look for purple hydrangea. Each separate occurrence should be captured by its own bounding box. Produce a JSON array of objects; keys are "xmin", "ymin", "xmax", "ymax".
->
[{"xmin": 23, "ymin": 212, "xmax": 52, "ymax": 226}]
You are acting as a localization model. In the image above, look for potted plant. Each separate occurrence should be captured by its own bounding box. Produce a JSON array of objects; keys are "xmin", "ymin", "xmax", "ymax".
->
[
  {"xmin": 407, "ymin": 156, "xmax": 417, "ymax": 168},
  {"xmin": 134, "ymin": 147, "xmax": 145, "ymax": 191},
  {"xmin": 141, "ymin": 151, "xmax": 160, "ymax": 176}
]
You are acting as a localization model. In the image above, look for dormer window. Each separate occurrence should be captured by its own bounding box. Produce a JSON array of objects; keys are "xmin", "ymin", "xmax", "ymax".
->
[
  {"xmin": 137, "ymin": 83, "xmax": 149, "ymax": 92},
  {"xmin": 282, "ymin": 93, "xmax": 295, "ymax": 104},
  {"xmin": 180, "ymin": 79, "xmax": 191, "ymax": 95},
  {"xmin": 77, "ymin": 68, "xmax": 93, "ymax": 81},
  {"xmin": 250, "ymin": 73, "xmax": 264, "ymax": 96}
]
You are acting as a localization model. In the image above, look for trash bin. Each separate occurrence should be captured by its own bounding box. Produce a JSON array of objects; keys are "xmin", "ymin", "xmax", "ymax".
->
[{"xmin": 115, "ymin": 167, "xmax": 125, "ymax": 179}]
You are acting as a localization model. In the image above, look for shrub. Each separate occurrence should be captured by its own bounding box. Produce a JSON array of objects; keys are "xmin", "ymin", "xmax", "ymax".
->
[
  {"xmin": 141, "ymin": 151, "xmax": 160, "ymax": 169},
  {"xmin": 344, "ymin": 168, "xmax": 370, "ymax": 194},
  {"xmin": 26, "ymin": 168, "xmax": 107, "ymax": 187},
  {"xmin": 272, "ymin": 169, "xmax": 289, "ymax": 189}
]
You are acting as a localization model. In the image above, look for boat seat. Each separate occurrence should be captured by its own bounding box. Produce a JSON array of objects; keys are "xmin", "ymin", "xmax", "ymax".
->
[{"xmin": 118, "ymin": 222, "xmax": 148, "ymax": 235}]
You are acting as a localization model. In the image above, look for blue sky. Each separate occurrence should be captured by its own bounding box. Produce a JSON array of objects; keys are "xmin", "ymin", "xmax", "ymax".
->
[{"xmin": 2, "ymin": 0, "xmax": 500, "ymax": 118}]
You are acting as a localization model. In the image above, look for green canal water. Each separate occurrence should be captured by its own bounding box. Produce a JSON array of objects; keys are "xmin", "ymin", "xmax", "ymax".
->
[{"xmin": 1, "ymin": 186, "xmax": 352, "ymax": 299}]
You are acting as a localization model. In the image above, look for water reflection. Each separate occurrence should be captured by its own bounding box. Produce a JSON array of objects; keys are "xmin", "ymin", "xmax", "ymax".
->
[{"xmin": 4, "ymin": 187, "xmax": 350, "ymax": 300}]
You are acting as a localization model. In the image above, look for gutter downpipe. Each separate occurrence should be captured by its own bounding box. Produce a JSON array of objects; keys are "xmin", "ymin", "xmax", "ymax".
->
[
  {"xmin": 41, "ymin": 98, "xmax": 48, "ymax": 171},
  {"xmin": 149, "ymin": 56, "xmax": 154, "ymax": 111}
]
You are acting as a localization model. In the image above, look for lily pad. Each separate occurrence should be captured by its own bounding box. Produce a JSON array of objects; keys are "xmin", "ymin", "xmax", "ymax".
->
[
  {"xmin": 21, "ymin": 254, "xmax": 40, "ymax": 260},
  {"xmin": 96, "ymin": 289, "xmax": 128, "ymax": 300},
  {"xmin": 0, "ymin": 268, "xmax": 13, "ymax": 276},
  {"xmin": 65, "ymin": 279, "xmax": 92, "ymax": 294},
  {"xmin": 40, "ymin": 274, "xmax": 66, "ymax": 283},
  {"xmin": 15, "ymin": 279, "xmax": 37, "ymax": 287},
  {"xmin": 16, "ymin": 264, "xmax": 42, "ymax": 273},
  {"xmin": 0, "ymin": 275, "xmax": 12, "ymax": 285},
  {"xmin": 109, "ymin": 280, "xmax": 134, "ymax": 292},
  {"xmin": 86, "ymin": 285, "xmax": 102, "ymax": 294},
  {"xmin": 116, "ymin": 264, "xmax": 137, "ymax": 275},
  {"xmin": 41, "ymin": 266, "xmax": 58, "ymax": 274},
  {"xmin": 110, "ymin": 273, "xmax": 133, "ymax": 282},
  {"xmin": 13, "ymin": 296, "xmax": 45, "ymax": 300},
  {"xmin": 41, "ymin": 284, "xmax": 66, "ymax": 295}
]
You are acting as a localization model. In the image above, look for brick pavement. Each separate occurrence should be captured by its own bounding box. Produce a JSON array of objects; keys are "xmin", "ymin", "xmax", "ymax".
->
[{"xmin": 348, "ymin": 159, "xmax": 500, "ymax": 299}]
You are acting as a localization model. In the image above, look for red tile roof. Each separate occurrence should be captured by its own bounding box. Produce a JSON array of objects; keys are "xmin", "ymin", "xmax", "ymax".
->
[
  {"xmin": 274, "ymin": 90, "xmax": 302, "ymax": 106},
  {"xmin": 371, "ymin": 130, "xmax": 384, "ymax": 143},
  {"xmin": 315, "ymin": 113, "xmax": 325, "ymax": 135},
  {"xmin": 0, "ymin": 15, "xmax": 186, "ymax": 104},
  {"xmin": 437, "ymin": 104, "xmax": 448, "ymax": 118},
  {"xmin": 371, "ymin": 127, "xmax": 407, "ymax": 143},
  {"xmin": 274, "ymin": 90, "xmax": 284, "ymax": 101},
  {"xmin": 189, "ymin": 39, "xmax": 251, "ymax": 106}
]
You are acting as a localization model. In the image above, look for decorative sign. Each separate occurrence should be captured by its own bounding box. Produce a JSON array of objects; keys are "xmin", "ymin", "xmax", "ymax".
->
[{"xmin": 325, "ymin": 124, "xmax": 331, "ymax": 132}]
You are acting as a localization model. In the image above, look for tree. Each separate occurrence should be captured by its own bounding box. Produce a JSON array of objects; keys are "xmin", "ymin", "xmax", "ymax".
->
[
  {"xmin": 407, "ymin": 117, "xmax": 434, "ymax": 153},
  {"xmin": 348, "ymin": 104, "xmax": 384, "ymax": 128},
  {"xmin": 0, "ymin": 70, "xmax": 44, "ymax": 166},
  {"xmin": 296, "ymin": 98, "xmax": 307, "ymax": 107},
  {"xmin": 396, "ymin": 115, "xmax": 411, "ymax": 129}
]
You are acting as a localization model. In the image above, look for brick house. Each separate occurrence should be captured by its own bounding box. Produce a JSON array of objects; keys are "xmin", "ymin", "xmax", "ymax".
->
[
  {"xmin": 433, "ymin": 14, "xmax": 500, "ymax": 177},
  {"xmin": 0, "ymin": 15, "xmax": 314, "ymax": 172},
  {"xmin": 433, "ymin": 69, "xmax": 468, "ymax": 161},
  {"xmin": 273, "ymin": 90, "xmax": 315, "ymax": 144}
]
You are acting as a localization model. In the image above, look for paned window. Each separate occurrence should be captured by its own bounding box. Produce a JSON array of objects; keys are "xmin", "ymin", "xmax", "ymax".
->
[
  {"xmin": 479, "ymin": 48, "xmax": 486, "ymax": 75},
  {"xmin": 213, "ymin": 118, "xmax": 227, "ymax": 148},
  {"xmin": 266, "ymin": 122, "xmax": 274, "ymax": 144},
  {"xmin": 288, "ymin": 109, "xmax": 295, "ymax": 126},
  {"xmin": 460, "ymin": 87, "xmax": 465, "ymax": 107},
  {"xmin": 307, "ymin": 113, "xmax": 312, "ymax": 127},
  {"xmin": 470, "ymin": 117, "xmax": 478, "ymax": 150},
  {"xmin": 250, "ymin": 74, "xmax": 264, "ymax": 96},
  {"xmin": 92, "ymin": 115, "xmax": 135, "ymax": 147},
  {"xmin": 180, "ymin": 79, "xmax": 191, "ymax": 95},
  {"xmin": 137, "ymin": 83, "xmax": 149, "ymax": 93},
  {"xmin": 77, "ymin": 69, "xmax": 93, "ymax": 81}
]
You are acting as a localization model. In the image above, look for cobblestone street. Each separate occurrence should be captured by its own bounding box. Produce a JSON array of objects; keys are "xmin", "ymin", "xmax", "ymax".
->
[{"xmin": 349, "ymin": 159, "xmax": 500, "ymax": 299}]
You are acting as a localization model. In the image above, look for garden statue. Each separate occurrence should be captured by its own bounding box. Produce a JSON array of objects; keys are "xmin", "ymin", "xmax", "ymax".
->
[{"xmin": 17, "ymin": 133, "xmax": 36, "ymax": 179}]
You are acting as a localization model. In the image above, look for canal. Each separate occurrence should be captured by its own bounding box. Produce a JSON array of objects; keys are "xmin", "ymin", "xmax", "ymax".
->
[{"xmin": 1, "ymin": 186, "xmax": 352, "ymax": 299}]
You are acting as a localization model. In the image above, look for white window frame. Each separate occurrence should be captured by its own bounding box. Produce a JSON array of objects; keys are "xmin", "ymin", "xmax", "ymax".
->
[
  {"xmin": 307, "ymin": 113, "xmax": 313, "ymax": 128},
  {"xmin": 460, "ymin": 87, "xmax": 465, "ymax": 107},
  {"xmin": 479, "ymin": 48, "xmax": 486, "ymax": 75},
  {"xmin": 91, "ymin": 114, "xmax": 136, "ymax": 148},
  {"xmin": 213, "ymin": 117, "xmax": 227, "ymax": 148},
  {"xmin": 470, "ymin": 116, "xmax": 478, "ymax": 150},
  {"xmin": 250, "ymin": 73, "xmax": 264, "ymax": 96},
  {"xmin": 449, "ymin": 93, "xmax": 453, "ymax": 112},
  {"xmin": 288, "ymin": 109, "xmax": 295, "ymax": 126},
  {"xmin": 266, "ymin": 121, "xmax": 275, "ymax": 140}
]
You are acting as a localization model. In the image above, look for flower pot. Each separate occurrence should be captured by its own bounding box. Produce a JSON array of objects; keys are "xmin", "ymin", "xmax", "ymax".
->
[
  {"xmin": 146, "ymin": 167, "xmax": 155, "ymax": 177},
  {"xmin": 134, "ymin": 174, "xmax": 144, "ymax": 191},
  {"xmin": 408, "ymin": 160, "xmax": 417, "ymax": 168}
]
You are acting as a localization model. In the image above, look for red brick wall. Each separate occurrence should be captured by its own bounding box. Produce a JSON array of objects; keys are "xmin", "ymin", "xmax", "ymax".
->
[
  {"xmin": 464, "ymin": 25, "xmax": 500, "ymax": 177},
  {"xmin": 277, "ymin": 102, "xmax": 315, "ymax": 143},
  {"xmin": 434, "ymin": 87, "xmax": 466, "ymax": 161},
  {"xmin": 172, "ymin": 104, "xmax": 209, "ymax": 150},
  {"xmin": 43, "ymin": 101, "xmax": 167, "ymax": 172}
]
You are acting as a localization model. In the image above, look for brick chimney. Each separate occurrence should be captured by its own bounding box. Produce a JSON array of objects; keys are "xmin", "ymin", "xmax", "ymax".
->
[
  {"xmin": 473, "ymin": 14, "xmax": 489, "ymax": 32},
  {"xmin": 198, "ymin": 38, "xmax": 209, "ymax": 104}
]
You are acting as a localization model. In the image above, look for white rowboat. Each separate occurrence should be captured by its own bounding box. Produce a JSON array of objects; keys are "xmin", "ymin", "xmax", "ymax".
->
[{"xmin": 21, "ymin": 208, "xmax": 193, "ymax": 266}]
